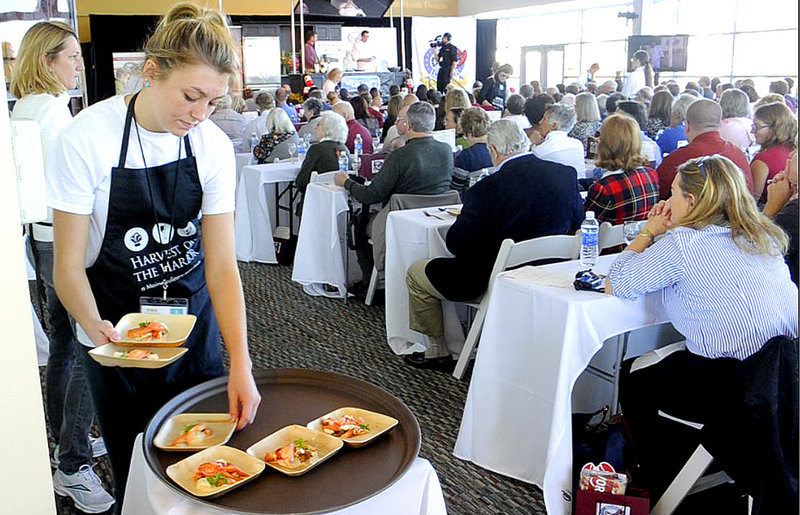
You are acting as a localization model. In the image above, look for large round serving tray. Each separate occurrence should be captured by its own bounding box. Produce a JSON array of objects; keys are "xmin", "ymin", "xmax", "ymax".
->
[{"xmin": 143, "ymin": 368, "xmax": 421, "ymax": 514}]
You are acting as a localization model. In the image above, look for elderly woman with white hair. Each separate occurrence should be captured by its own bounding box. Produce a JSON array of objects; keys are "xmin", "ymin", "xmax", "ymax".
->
[
  {"xmin": 719, "ymin": 88, "xmax": 755, "ymax": 149},
  {"xmin": 568, "ymin": 92, "xmax": 603, "ymax": 150},
  {"xmin": 253, "ymin": 107, "xmax": 300, "ymax": 163},
  {"xmin": 210, "ymin": 93, "xmax": 248, "ymax": 146},
  {"xmin": 530, "ymin": 103, "xmax": 587, "ymax": 177},
  {"xmin": 403, "ymin": 119, "xmax": 584, "ymax": 371},
  {"xmin": 294, "ymin": 111, "xmax": 350, "ymax": 215}
]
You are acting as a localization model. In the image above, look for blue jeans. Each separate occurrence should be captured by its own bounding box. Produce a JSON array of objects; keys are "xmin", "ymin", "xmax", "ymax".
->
[{"xmin": 29, "ymin": 238, "xmax": 95, "ymax": 474}]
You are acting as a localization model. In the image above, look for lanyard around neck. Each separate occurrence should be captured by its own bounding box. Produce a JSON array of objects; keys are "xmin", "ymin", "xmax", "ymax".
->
[{"xmin": 130, "ymin": 95, "xmax": 182, "ymax": 252}]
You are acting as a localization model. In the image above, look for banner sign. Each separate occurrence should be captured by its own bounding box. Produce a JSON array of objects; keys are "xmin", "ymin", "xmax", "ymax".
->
[
  {"xmin": 341, "ymin": 74, "xmax": 381, "ymax": 91},
  {"xmin": 411, "ymin": 16, "xmax": 475, "ymax": 92}
]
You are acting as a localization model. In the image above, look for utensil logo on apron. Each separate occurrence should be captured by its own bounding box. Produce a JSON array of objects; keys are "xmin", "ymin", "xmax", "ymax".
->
[{"xmin": 126, "ymin": 221, "xmax": 202, "ymax": 290}]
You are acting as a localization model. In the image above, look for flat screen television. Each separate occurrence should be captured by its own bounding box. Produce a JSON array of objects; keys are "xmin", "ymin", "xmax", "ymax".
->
[
  {"xmin": 295, "ymin": 0, "xmax": 393, "ymax": 18},
  {"xmin": 627, "ymin": 35, "xmax": 688, "ymax": 73}
]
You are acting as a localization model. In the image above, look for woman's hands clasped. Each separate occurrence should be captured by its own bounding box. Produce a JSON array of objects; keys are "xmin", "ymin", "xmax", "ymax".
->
[{"xmin": 645, "ymin": 200, "xmax": 674, "ymax": 238}]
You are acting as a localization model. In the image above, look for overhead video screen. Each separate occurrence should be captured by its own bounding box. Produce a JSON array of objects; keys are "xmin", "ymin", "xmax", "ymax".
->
[
  {"xmin": 294, "ymin": 0, "xmax": 393, "ymax": 18},
  {"xmin": 628, "ymin": 35, "xmax": 689, "ymax": 73}
]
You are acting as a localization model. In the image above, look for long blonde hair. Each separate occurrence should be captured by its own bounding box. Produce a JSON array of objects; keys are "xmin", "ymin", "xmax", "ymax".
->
[
  {"xmin": 677, "ymin": 155, "xmax": 788, "ymax": 256},
  {"xmin": 144, "ymin": 3, "xmax": 238, "ymax": 78},
  {"xmin": 11, "ymin": 21, "xmax": 77, "ymax": 98}
]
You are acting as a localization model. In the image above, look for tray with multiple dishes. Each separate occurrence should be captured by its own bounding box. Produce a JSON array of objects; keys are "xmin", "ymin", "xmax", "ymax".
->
[
  {"xmin": 143, "ymin": 369, "xmax": 421, "ymax": 514},
  {"xmin": 88, "ymin": 313, "xmax": 196, "ymax": 369}
]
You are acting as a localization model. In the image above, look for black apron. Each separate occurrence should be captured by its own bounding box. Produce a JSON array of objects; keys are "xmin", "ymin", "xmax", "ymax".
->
[{"xmin": 81, "ymin": 93, "xmax": 226, "ymax": 501}]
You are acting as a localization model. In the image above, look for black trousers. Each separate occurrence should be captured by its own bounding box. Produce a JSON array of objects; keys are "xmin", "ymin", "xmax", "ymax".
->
[
  {"xmin": 436, "ymin": 67, "xmax": 452, "ymax": 93},
  {"xmin": 619, "ymin": 347, "xmax": 738, "ymax": 502}
]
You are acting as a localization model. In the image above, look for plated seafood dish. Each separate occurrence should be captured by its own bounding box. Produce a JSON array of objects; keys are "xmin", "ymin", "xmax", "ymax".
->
[
  {"xmin": 193, "ymin": 459, "xmax": 249, "ymax": 493},
  {"xmin": 112, "ymin": 349, "xmax": 159, "ymax": 360},
  {"xmin": 170, "ymin": 423, "xmax": 213, "ymax": 447},
  {"xmin": 126, "ymin": 321, "xmax": 169, "ymax": 342},
  {"xmin": 320, "ymin": 414, "xmax": 370, "ymax": 438},
  {"xmin": 264, "ymin": 438, "xmax": 318, "ymax": 468}
]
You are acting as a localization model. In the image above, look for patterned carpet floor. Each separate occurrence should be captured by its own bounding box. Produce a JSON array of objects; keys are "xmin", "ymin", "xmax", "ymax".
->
[{"xmin": 43, "ymin": 261, "xmax": 547, "ymax": 514}]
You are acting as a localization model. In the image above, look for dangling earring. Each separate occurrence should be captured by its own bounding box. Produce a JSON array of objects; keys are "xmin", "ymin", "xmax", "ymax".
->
[{"xmin": 144, "ymin": 79, "xmax": 151, "ymax": 88}]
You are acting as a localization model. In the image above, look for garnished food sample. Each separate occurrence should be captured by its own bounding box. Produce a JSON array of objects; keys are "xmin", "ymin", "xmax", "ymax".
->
[
  {"xmin": 112, "ymin": 349, "xmax": 159, "ymax": 360},
  {"xmin": 170, "ymin": 423, "xmax": 213, "ymax": 447},
  {"xmin": 263, "ymin": 439, "xmax": 317, "ymax": 468},
  {"xmin": 126, "ymin": 321, "xmax": 169, "ymax": 342},
  {"xmin": 320, "ymin": 414, "xmax": 371, "ymax": 438},
  {"xmin": 193, "ymin": 459, "xmax": 248, "ymax": 492}
]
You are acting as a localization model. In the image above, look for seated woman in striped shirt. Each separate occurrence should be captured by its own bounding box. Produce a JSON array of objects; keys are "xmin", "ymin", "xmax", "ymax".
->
[{"xmin": 604, "ymin": 154, "xmax": 798, "ymax": 503}]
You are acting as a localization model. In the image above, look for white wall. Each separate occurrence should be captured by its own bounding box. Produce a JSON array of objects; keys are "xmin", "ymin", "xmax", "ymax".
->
[{"xmin": 0, "ymin": 65, "xmax": 57, "ymax": 513}]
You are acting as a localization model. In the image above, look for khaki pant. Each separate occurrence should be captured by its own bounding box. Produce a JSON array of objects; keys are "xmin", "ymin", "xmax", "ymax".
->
[{"xmin": 406, "ymin": 259, "xmax": 450, "ymax": 358}]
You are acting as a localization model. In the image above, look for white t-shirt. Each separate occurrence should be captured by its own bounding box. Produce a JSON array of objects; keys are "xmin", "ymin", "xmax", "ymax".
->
[
  {"xmin": 11, "ymin": 92, "xmax": 73, "ymax": 241},
  {"xmin": 47, "ymin": 94, "xmax": 236, "ymax": 269},
  {"xmin": 621, "ymin": 66, "xmax": 646, "ymax": 98},
  {"xmin": 532, "ymin": 130, "xmax": 587, "ymax": 178}
]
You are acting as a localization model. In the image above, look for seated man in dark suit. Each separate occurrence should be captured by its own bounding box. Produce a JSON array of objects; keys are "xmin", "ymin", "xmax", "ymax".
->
[
  {"xmin": 334, "ymin": 101, "xmax": 454, "ymax": 285},
  {"xmin": 404, "ymin": 119, "xmax": 584, "ymax": 370}
]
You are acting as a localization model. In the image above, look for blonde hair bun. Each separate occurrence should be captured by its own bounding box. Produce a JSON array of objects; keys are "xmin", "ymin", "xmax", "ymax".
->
[{"xmin": 144, "ymin": 2, "xmax": 238, "ymax": 77}]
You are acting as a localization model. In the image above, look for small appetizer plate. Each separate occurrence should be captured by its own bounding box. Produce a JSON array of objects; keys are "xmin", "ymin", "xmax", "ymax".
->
[
  {"xmin": 167, "ymin": 445, "xmax": 264, "ymax": 499},
  {"xmin": 114, "ymin": 313, "xmax": 197, "ymax": 347},
  {"xmin": 88, "ymin": 343, "xmax": 187, "ymax": 369},
  {"xmin": 247, "ymin": 424, "xmax": 343, "ymax": 477},
  {"xmin": 153, "ymin": 413, "xmax": 237, "ymax": 452},
  {"xmin": 306, "ymin": 407, "xmax": 399, "ymax": 448}
]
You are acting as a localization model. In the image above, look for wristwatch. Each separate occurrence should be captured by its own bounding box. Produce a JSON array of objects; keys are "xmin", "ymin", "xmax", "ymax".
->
[{"xmin": 638, "ymin": 228, "xmax": 655, "ymax": 241}]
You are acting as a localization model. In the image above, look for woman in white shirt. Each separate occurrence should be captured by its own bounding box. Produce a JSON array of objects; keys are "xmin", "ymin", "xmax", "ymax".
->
[
  {"xmin": 621, "ymin": 49, "xmax": 653, "ymax": 99},
  {"xmin": 10, "ymin": 21, "xmax": 115, "ymax": 512},
  {"xmin": 48, "ymin": 3, "xmax": 261, "ymax": 504}
]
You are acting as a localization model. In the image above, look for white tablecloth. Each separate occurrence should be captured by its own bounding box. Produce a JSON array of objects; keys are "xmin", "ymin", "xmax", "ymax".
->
[
  {"xmin": 234, "ymin": 162, "xmax": 301, "ymax": 263},
  {"xmin": 291, "ymin": 182, "xmax": 354, "ymax": 298},
  {"xmin": 122, "ymin": 433, "xmax": 447, "ymax": 515},
  {"xmin": 384, "ymin": 207, "xmax": 465, "ymax": 355},
  {"xmin": 234, "ymin": 152, "xmax": 254, "ymax": 198},
  {"xmin": 454, "ymin": 254, "xmax": 670, "ymax": 515}
]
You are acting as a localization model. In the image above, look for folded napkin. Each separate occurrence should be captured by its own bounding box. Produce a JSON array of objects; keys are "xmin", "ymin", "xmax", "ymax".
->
[{"xmin": 500, "ymin": 266, "xmax": 575, "ymax": 288}]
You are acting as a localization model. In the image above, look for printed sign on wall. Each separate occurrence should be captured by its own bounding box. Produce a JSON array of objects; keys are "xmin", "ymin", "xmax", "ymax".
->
[{"xmin": 411, "ymin": 16, "xmax": 475, "ymax": 92}]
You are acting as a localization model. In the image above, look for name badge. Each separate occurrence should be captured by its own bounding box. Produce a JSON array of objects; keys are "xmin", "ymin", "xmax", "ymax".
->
[{"xmin": 140, "ymin": 296, "xmax": 189, "ymax": 315}]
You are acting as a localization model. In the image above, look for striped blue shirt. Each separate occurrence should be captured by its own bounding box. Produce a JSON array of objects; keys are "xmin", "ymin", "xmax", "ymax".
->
[{"xmin": 608, "ymin": 225, "xmax": 798, "ymax": 360}]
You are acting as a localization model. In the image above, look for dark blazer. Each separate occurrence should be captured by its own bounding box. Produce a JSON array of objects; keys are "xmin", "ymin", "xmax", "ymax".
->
[{"xmin": 426, "ymin": 153, "xmax": 584, "ymax": 301}]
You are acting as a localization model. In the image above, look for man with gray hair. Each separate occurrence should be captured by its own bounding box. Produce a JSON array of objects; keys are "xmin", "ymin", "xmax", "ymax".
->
[
  {"xmin": 530, "ymin": 103, "xmax": 586, "ymax": 177},
  {"xmin": 599, "ymin": 80, "xmax": 617, "ymax": 95},
  {"xmin": 335, "ymin": 102, "xmax": 454, "ymax": 282},
  {"xmin": 657, "ymin": 98, "xmax": 753, "ymax": 199},
  {"xmin": 403, "ymin": 119, "xmax": 584, "ymax": 371},
  {"xmin": 656, "ymin": 93, "xmax": 697, "ymax": 155},
  {"xmin": 209, "ymin": 94, "xmax": 247, "ymax": 146}
]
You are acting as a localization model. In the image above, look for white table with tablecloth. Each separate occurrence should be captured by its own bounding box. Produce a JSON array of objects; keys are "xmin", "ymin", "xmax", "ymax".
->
[
  {"xmin": 383, "ymin": 207, "xmax": 465, "ymax": 356},
  {"xmin": 291, "ymin": 181, "xmax": 356, "ymax": 298},
  {"xmin": 454, "ymin": 254, "xmax": 671, "ymax": 515},
  {"xmin": 122, "ymin": 434, "xmax": 447, "ymax": 515},
  {"xmin": 234, "ymin": 161, "xmax": 301, "ymax": 263}
]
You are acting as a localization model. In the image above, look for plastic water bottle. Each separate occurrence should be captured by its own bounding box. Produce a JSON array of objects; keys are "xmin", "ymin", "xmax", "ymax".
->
[
  {"xmin": 338, "ymin": 151, "xmax": 349, "ymax": 173},
  {"xmin": 354, "ymin": 134, "xmax": 363, "ymax": 171},
  {"xmin": 249, "ymin": 132, "xmax": 258, "ymax": 152},
  {"xmin": 580, "ymin": 211, "xmax": 599, "ymax": 269},
  {"xmin": 297, "ymin": 139, "xmax": 307, "ymax": 161}
]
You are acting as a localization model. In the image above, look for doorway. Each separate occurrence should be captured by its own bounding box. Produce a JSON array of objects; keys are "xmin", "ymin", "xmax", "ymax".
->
[{"xmin": 520, "ymin": 45, "xmax": 565, "ymax": 91}]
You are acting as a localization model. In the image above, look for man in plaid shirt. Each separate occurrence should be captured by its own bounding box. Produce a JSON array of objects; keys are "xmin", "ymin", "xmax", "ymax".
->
[{"xmin": 584, "ymin": 114, "xmax": 660, "ymax": 224}]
